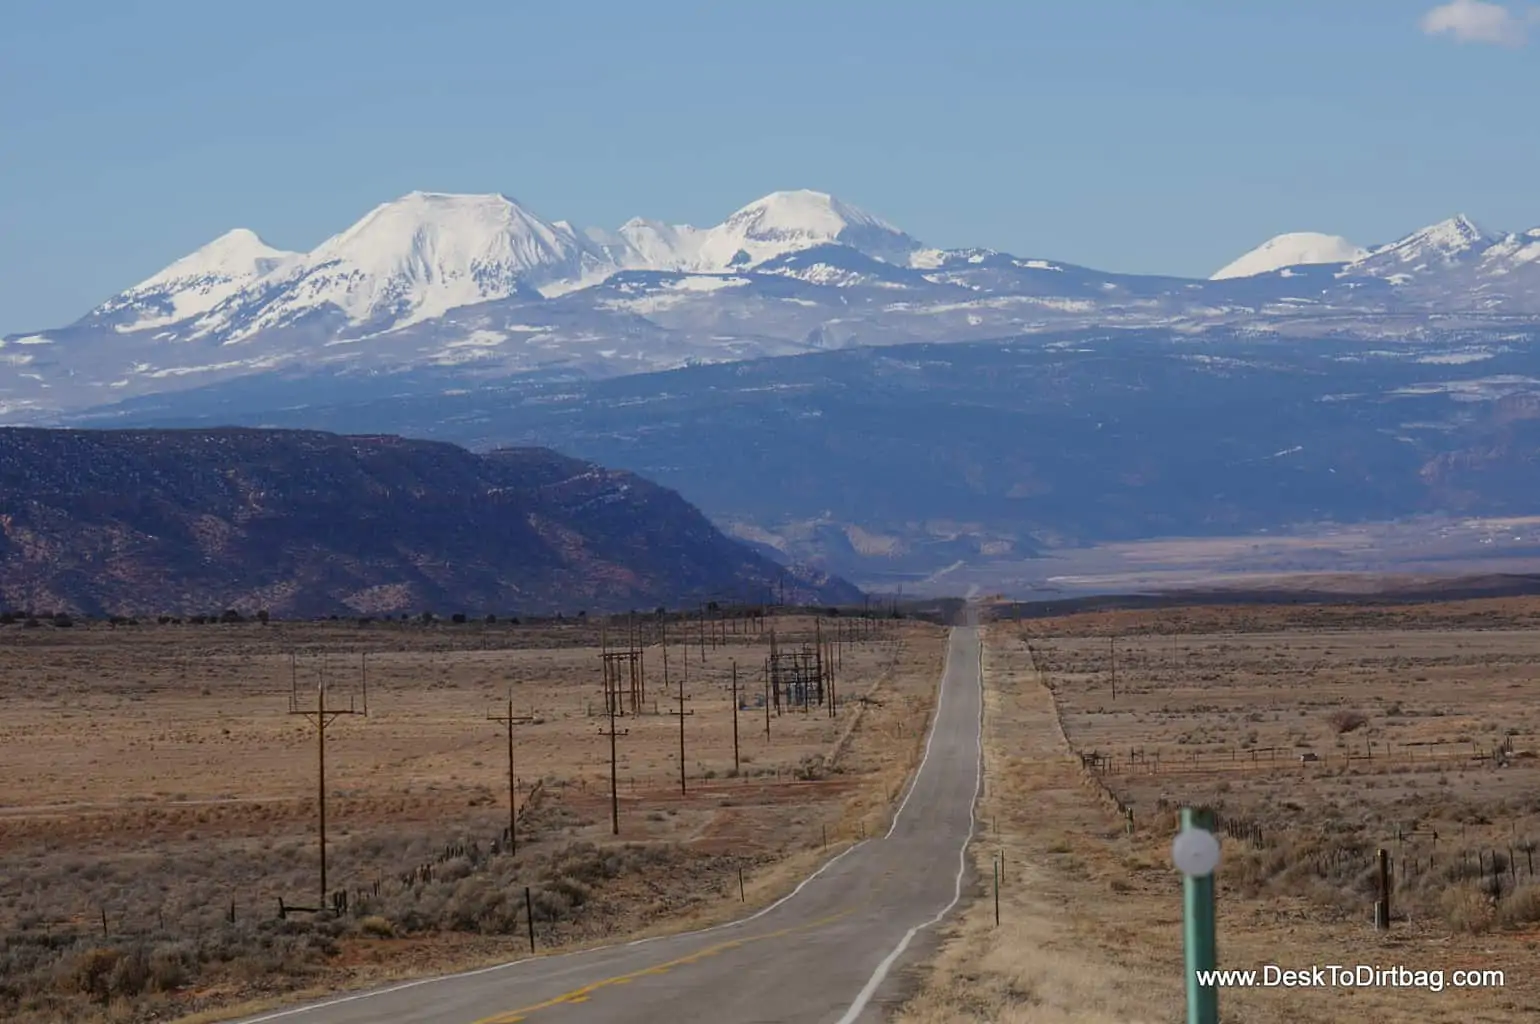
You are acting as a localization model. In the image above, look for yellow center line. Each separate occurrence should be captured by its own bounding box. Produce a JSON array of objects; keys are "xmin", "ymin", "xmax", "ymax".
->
[{"xmin": 470, "ymin": 910, "xmax": 855, "ymax": 1023}]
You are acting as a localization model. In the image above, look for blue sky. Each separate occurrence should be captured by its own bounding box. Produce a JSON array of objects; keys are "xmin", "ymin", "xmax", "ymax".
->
[{"xmin": 2, "ymin": 0, "xmax": 1535, "ymax": 334}]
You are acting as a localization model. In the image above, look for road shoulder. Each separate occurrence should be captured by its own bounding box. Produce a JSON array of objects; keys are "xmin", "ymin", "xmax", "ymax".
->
[{"xmin": 892, "ymin": 625, "xmax": 1182, "ymax": 1023}]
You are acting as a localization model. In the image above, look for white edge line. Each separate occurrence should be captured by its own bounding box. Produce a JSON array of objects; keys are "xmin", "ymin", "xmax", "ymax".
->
[
  {"xmin": 834, "ymin": 624, "xmax": 984, "ymax": 1024},
  {"xmin": 884, "ymin": 629, "xmax": 955, "ymax": 840}
]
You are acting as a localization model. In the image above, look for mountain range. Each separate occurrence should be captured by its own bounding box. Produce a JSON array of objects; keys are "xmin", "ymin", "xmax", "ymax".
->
[
  {"xmin": 71, "ymin": 323, "xmax": 1540, "ymax": 590},
  {"xmin": 6, "ymin": 189, "xmax": 1540, "ymax": 422},
  {"xmin": 0, "ymin": 428, "xmax": 858, "ymax": 617}
]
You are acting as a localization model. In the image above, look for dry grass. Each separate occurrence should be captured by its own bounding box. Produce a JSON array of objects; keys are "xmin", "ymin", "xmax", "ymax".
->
[
  {"xmin": 0, "ymin": 611, "xmax": 946, "ymax": 1023},
  {"xmin": 923, "ymin": 597, "xmax": 1540, "ymax": 1024}
]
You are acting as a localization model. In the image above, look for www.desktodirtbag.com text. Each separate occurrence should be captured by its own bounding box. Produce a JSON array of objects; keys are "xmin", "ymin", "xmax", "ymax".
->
[{"xmin": 1197, "ymin": 965, "xmax": 1503, "ymax": 992}]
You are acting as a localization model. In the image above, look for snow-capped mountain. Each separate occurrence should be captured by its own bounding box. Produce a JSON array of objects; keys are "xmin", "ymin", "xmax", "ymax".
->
[
  {"xmin": 1210, "ymin": 232, "xmax": 1367, "ymax": 280},
  {"xmin": 188, "ymin": 192, "xmax": 614, "ymax": 343},
  {"xmin": 583, "ymin": 191, "xmax": 917, "ymax": 275},
  {"xmin": 94, "ymin": 228, "xmax": 300, "ymax": 333},
  {"xmin": 603, "ymin": 218, "xmax": 707, "ymax": 271},
  {"xmin": 1344, "ymin": 215, "xmax": 1498, "ymax": 282},
  {"xmin": 1478, "ymin": 228, "xmax": 1540, "ymax": 277},
  {"xmin": 7, "ymin": 190, "xmax": 1540, "ymax": 423},
  {"xmin": 688, "ymin": 189, "xmax": 921, "ymax": 271}
]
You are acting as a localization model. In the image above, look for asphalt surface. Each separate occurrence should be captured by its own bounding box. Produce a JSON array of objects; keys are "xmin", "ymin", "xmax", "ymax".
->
[{"xmin": 235, "ymin": 624, "xmax": 984, "ymax": 1024}]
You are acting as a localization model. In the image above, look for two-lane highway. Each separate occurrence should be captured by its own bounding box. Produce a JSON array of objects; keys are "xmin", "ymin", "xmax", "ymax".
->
[{"xmin": 237, "ymin": 624, "xmax": 984, "ymax": 1024}]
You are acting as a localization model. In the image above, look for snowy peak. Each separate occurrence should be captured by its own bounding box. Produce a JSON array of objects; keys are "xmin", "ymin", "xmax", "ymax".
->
[
  {"xmin": 91, "ymin": 227, "xmax": 300, "ymax": 330},
  {"xmin": 136, "ymin": 228, "xmax": 297, "ymax": 290},
  {"xmin": 1349, "ymin": 215, "xmax": 1498, "ymax": 276},
  {"xmin": 204, "ymin": 192, "xmax": 611, "ymax": 338},
  {"xmin": 305, "ymin": 191, "xmax": 591, "ymax": 284},
  {"xmin": 1210, "ymin": 232, "xmax": 1367, "ymax": 280},
  {"xmin": 721, "ymin": 190, "xmax": 900, "ymax": 241},
  {"xmin": 1477, "ymin": 226, "xmax": 1540, "ymax": 276},
  {"xmin": 692, "ymin": 190, "xmax": 920, "ymax": 271},
  {"xmin": 613, "ymin": 217, "xmax": 706, "ymax": 270}
]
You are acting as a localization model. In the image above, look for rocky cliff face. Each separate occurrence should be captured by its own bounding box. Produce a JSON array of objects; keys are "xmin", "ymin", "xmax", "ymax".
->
[{"xmin": 0, "ymin": 428, "xmax": 859, "ymax": 617}]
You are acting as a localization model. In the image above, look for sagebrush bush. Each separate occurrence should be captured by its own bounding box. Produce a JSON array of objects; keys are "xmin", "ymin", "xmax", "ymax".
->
[
  {"xmin": 0, "ymin": 829, "xmax": 756, "ymax": 1024},
  {"xmin": 1496, "ymin": 884, "xmax": 1540, "ymax": 928},
  {"xmin": 1442, "ymin": 883, "xmax": 1495, "ymax": 934}
]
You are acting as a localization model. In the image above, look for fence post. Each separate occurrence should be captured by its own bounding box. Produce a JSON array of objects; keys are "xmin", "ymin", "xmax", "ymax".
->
[
  {"xmin": 525, "ymin": 886, "xmax": 536, "ymax": 953},
  {"xmin": 1374, "ymin": 849, "xmax": 1390, "ymax": 929}
]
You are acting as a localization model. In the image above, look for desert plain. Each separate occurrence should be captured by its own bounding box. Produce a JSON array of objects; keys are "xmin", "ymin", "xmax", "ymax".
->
[
  {"xmin": 0, "ymin": 609, "xmax": 944, "ymax": 1023},
  {"xmin": 898, "ymin": 596, "xmax": 1540, "ymax": 1024}
]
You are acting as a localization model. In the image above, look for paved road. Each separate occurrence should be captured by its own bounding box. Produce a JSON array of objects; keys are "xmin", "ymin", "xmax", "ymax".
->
[{"xmin": 237, "ymin": 624, "xmax": 983, "ymax": 1024}]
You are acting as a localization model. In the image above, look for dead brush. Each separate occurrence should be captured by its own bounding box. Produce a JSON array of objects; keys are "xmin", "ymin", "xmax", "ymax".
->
[
  {"xmin": 1496, "ymin": 883, "xmax": 1540, "ymax": 928},
  {"xmin": 1441, "ymin": 883, "xmax": 1497, "ymax": 934},
  {"xmin": 0, "ymin": 838, "xmax": 747, "ymax": 1023},
  {"xmin": 1327, "ymin": 709, "xmax": 1369, "ymax": 734}
]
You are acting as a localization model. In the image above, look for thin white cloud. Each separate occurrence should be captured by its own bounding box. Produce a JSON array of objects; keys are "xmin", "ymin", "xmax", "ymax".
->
[{"xmin": 1420, "ymin": 0, "xmax": 1534, "ymax": 46}]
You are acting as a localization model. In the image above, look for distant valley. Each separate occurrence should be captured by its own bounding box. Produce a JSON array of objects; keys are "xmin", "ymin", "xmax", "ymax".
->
[{"xmin": 71, "ymin": 328, "xmax": 1540, "ymax": 591}]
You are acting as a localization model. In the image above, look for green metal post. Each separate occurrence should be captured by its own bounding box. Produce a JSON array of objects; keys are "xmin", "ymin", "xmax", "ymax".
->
[{"xmin": 1182, "ymin": 807, "xmax": 1219, "ymax": 1024}]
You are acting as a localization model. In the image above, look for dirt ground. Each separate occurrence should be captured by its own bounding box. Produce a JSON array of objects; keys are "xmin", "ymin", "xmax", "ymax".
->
[
  {"xmin": 0, "ymin": 611, "xmax": 946, "ymax": 1023},
  {"xmin": 897, "ymin": 600, "xmax": 1540, "ymax": 1024}
]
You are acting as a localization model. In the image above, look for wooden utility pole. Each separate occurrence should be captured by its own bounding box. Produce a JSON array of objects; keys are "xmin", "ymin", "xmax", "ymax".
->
[
  {"xmin": 1110, "ymin": 635, "xmax": 1117, "ymax": 700},
  {"xmin": 698, "ymin": 604, "xmax": 707, "ymax": 664},
  {"xmin": 487, "ymin": 694, "xmax": 535, "ymax": 855},
  {"xmin": 670, "ymin": 656, "xmax": 695, "ymax": 795},
  {"xmin": 815, "ymin": 619, "xmax": 829, "ymax": 717},
  {"xmin": 769, "ymin": 628, "xmax": 780, "ymax": 716},
  {"xmin": 763, "ymin": 660, "xmax": 771, "ymax": 739},
  {"xmin": 731, "ymin": 659, "xmax": 741, "ymax": 775},
  {"xmin": 288, "ymin": 652, "xmax": 367, "ymax": 909},
  {"xmin": 660, "ymin": 616, "xmax": 669, "ymax": 710},
  {"xmin": 598, "ymin": 686, "xmax": 627, "ymax": 835},
  {"xmin": 827, "ymin": 632, "xmax": 837, "ymax": 718}
]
